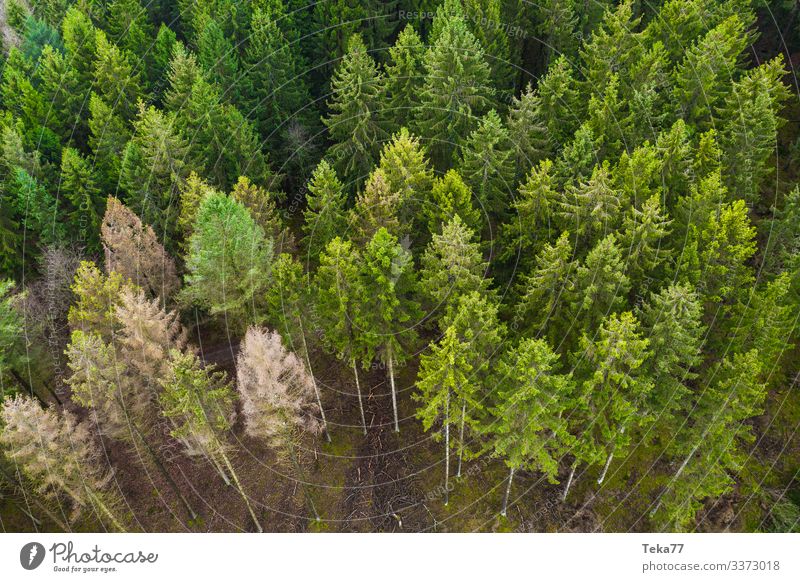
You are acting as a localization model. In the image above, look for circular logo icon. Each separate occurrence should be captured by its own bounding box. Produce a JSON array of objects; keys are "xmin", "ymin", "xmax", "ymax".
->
[{"xmin": 20, "ymin": 542, "xmax": 46, "ymax": 570}]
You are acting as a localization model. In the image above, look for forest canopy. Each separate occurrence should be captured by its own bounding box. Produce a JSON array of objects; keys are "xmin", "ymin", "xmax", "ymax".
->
[{"xmin": 0, "ymin": 0, "xmax": 799, "ymax": 534}]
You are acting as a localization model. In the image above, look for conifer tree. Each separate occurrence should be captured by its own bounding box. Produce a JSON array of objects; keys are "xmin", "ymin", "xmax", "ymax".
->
[
  {"xmin": 579, "ymin": 0, "xmax": 642, "ymax": 92},
  {"xmin": 121, "ymin": 104, "xmax": 193, "ymax": 241},
  {"xmin": 177, "ymin": 172, "xmax": 217, "ymax": 244},
  {"xmin": 159, "ymin": 350, "xmax": 262, "ymax": 532},
  {"xmin": 181, "ymin": 193, "xmax": 273, "ymax": 332},
  {"xmin": 0, "ymin": 280, "xmax": 28, "ymax": 399},
  {"xmin": 503, "ymin": 159, "xmax": 558, "ymax": 267},
  {"xmin": 67, "ymin": 261, "xmax": 131, "ymax": 340},
  {"xmin": 507, "ymin": 83, "xmax": 550, "ymax": 181},
  {"xmin": 384, "ymin": 24, "xmax": 425, "ymax": 130},
  {"xmin": 555, "ymin": 123, "xmax": 597, "ymax": 186},
  {"xmin": 7, "ymin": 168, "xmax": 63, "ymax": 246},
  {"xmin": 349, "ymin": 168, "xmax": 403, "ymax": 244},
  {"xmin": 695, "ymin": 199, "xmax": 756, "ymax": 309},
  {"xmin": 377, "ymin": 128, "xmax": 434, "ymax": 226},
  {"xmin": 655, "ymin": 119, "xmax": 694, "ymax": 205},
  {"xmin": 419, "ymin": 216, "xmax": 490, "ymax": 317},
  {"xmin": 106, "ymin": 0, "xmax": 155, "ymax": 66},
  {"xmin": 415, "ymin": 14, "xmax": 494, "ymax": 167},
  {"xmin": 92, "ymin": 30, "xmax": 143, "ymax": 122},
  {"xmin": 533, "ymin": 0, "xmax": 580, "ymax": 65},
  {"xmin": 87, "ymin": 93, "xmax": 130, "ymax": 194},
  {"xmin": 462, "ymin": 0, "xmax": 513, "ymax": 92},
  {"xmin": 179, "ymin": 75, "xmax": 273, "ymax": 190},
  {"xmin": 458, "ymin": 110, "xmax": 514, "ymax": 217},
  {"xmin": 66, "ymin": 309, "xmax": 197, "ymax": 521},
  {"xmin": 229, "ymin": 176, "xmax": 287, "ymax": 251},
  {"xmin": 576, "ymin": 311, "xmax": 652, "ymax": 486},
  {"xmin": 323, "ymin": 34, "xmax": 386, "ymax": 181},
  {"xmin": 671, "ymin": 15, "xmax": 749, "ymax": 129},
  {"xmin": 733, "ymin": 273, "xmax": 798, "ymax": 385},
  {"xmin": 442, "ymin": 290, "xmax": 505, "ymax": 477},
  {"xmin": 488, "ymin": 338, "xmax": 576, "ymax": 516},
  {"xmin": 618, "ymin": 194, "xmax": 672, "ymax": 286},
  {"xmin": 0, "ymin": 49, "xmax": 46, "ymax": 141},
  {"xmin": 362, "ymin": 227, "xmax": 419, "ymax": 432},
  {"xmin": 314, "ymin": 237, "xmax": 374, "ymax": 434},
  {"xmin": 150, "ymin": 24, "xmax": 178, "ymax": 96},
  {"xmin": 514, "ymin": 231, "xmax": 577, "ymax": 342},
  {"xmin": 426, "ymin": 169, "xmax": 481, "ymax": 236},
  {"xmin": 568, "ymin": 234, "xmax": 631, "ymax": 340},
  {"xmin": 61, "ymin": 6, "xmax": 97, "ymax": 87},
  {"xmin": 36, "ymin": 45, "xmax": 84, "ymax": 144},
  {"xmin": 242, "ymin": 7, "xmax": 316, "ymax": 159},
  {"xmin": 652, "ymin": 350, "xmax": 765, "ymax": 530},
  {"xmin": 414, "ymin": 325, "xmax": 473, "ymax": 505},
  {"xmin": 537, "ymin": 55, "xmax": 581, "ymax": 148},
  {"xmin": 718, "ymin": 56, "xmax": 790, "ymax": 204},
  {"xmin": 196, "ymin": 17, "xmax": 239, "ymax": 96},
  {"xmin": 637, "ymin": 283, "xmax": 704, "ymax": 429},
  {"xmin": 265, "ymin": 253, "xmax": 330, "ymax": 441},
  {"xmin": 59, "ymin": 147, "xmax": 103, "ymax": 253},
  {"xmin": 302, "ymin": 160, "xmax": 348, "ymax": 262},
  {"xmin": 558, "ymin": 162, "xmax": 623, "ymax": 250}
]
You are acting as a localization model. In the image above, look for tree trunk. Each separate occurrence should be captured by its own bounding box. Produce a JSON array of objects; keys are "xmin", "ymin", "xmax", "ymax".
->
[
  {"xmin": 597, "ymin": 427, "xmax": 624, "ymax": 485},
  {"xmin": 208, "ymin": 452, "xmax": 231, "ymax": 486},
  {"xmin": 650, "ymin": 443, "xmax": 699, "ymax": 517},
  {"xmin": 219, "ymin": 449, "xmax": 263, "ymax": 533},
  {"xmin": 562, "ymin": 462, "xmax": 577, "ymax": 501},
  {"xmin": 597, "ymin": 451, "xmax": 614, "ymax": 485},
  {"xmin": 352, "ymin": 358, "xmax": 367, "ymax": 435},
  {"xmin": 444, "ymin": 388, "xmax": 450, "ymax": 506},
  {"xmin": 387, "ymin": 345, "xmax": 400, "ymax": 433},
  {"xmin": 457, "ymin": 398, "xmax": 466, "ymax": 477},
  {"xmin": 298, "ymin": 319, "xmax": 330, "ymax": 443},
  {"xmin": 501, "ymin": 466, "xmax": 515, "ymax": 517}
]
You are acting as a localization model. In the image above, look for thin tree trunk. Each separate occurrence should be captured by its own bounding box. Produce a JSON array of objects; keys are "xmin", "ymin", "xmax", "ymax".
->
[
  {"xmin": 457, "ymin": 398, "xmax": 466, "ymax": 477},
  {"xmin": 597, "ymin": 451, "xmax": 614, "ymax": 485},
  {"xmin": 444, "ymin": 388, "xmax": 450, "ymax": 506},
  {"xmin": 298, "ymin": 318, "xmax": 330, "ymax": 443},
  {"xmin": 597, "ymin": 427, "xmax": 624, "ymax": 485},
  {"xmin": 218, "ymin": 449, "xmax": 262, "ymax": 533},
  {"xmin": 562, "ymin": 462, "xmax": 577, "ymax": 501},
  {"xmin": 352, "ymin": 358, "xmax": 367, "ymax": 435},
  {"xmin": 387, "ymin": 345, "xmax": 400, "ymax": 433},
  {"xmin": 650, "ymin": 443, "xmax": 699, "ymax": 517},
  {"xmin": 208, "ymin": 451, "xmax": 231, "ymax": 486},
  {"xmin": 501, "ymin": 466, "xmax": 515, "ymax": 517}
]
